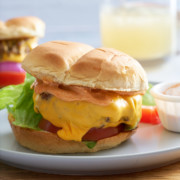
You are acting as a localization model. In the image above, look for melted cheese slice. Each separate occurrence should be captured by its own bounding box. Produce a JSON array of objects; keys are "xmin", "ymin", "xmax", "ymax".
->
[
  {"xmin": 2, "ymin": 53, "xmax": 25, "ymax": 62},
  {"xmin": 1, "ymin": 38, "xmax": 37, "ymax": 62},
  {"xmin": 33, "ymin": 93, "xmax": 142, "ymax": 142}
]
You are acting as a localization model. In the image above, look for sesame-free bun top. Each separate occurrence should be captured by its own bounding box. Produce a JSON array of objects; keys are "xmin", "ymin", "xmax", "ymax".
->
[
  {"xmin": 22, "ymin": 41, "xmax": 148, "ymax": 92},
  {"xmin": 22, "ymin": 41, "xmax": 94, "ymax": 82},
  {"xmin": 0, "ymin": 16, "xmax": 45, "ymax": 39}
]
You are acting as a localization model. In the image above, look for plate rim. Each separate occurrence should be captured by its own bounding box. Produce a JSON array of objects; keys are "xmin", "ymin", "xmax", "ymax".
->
[{"xmin": 1, "ymin": 145, "xmax": 180, "ymax": 160}]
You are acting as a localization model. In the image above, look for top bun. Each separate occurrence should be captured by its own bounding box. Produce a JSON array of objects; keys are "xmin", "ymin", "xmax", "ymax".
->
[
  {"xmin": 22, "ymin": 41, "xmax": 94, "ymax": 82},
  {"xmin": 67, "ymin": 48, "xmax": 148, "ymax": 92},
  {"xmin": 0, "ymin": 16, "xmax": 45, "ymax": 39},
  {"xmin": 22, "ymin": 41, "xmax": 148, "ymax": 92}
]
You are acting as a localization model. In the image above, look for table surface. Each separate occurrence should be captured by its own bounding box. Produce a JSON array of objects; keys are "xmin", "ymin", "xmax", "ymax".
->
[{"xmin": 1, "ymin": 161, "xmax": 180, "ymax": 180}]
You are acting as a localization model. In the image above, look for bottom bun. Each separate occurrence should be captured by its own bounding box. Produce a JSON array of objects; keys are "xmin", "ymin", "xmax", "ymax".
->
[{"xmin": 9, "ymin": 115, "xmax": 136, "ymax": 154}]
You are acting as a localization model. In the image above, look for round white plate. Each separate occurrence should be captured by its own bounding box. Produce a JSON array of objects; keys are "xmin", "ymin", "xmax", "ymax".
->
[{"xmin": 0, "ymin": 109, "xmax": 180, "ymax": 175}]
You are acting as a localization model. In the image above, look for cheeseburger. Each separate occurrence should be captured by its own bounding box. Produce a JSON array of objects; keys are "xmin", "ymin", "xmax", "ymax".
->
[
  {"xmin": 8, "ymin": 41, "xmax": 148, "ymax": 153},
  {"xmin": 0, "ymin": 16, "xmax": 45, "ymax": 87}
]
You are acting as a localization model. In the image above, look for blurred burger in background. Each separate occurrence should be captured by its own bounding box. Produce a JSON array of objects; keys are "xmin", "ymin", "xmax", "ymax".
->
[{"xmin": 0, "ymin": 16, "xmax": 45, "ymax": 87}]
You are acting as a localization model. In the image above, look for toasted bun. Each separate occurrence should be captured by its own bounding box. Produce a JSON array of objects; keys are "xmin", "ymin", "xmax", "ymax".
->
[
  {"xmin": 22, "ymin": 41, "xmax": 94, "ymax": 82},
  {"xmin": 67, "ymin": 48, "xmax": 148, "ymax": 92},
  {"xmin": 22, "ymin": 41, "xmax": 148, "ymax": 92},
  {"xmin": 0, "ymin": 16, "xmax": 45, "ymax": 39},
  {"xmin": 9, "ymin": 115, "xmax": 135, "ymax": 154}
]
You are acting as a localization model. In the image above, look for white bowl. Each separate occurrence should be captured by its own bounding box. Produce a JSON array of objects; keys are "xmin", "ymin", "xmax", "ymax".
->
[{"xmin": 151, "ymin": 82, "xmax": 180, "ymax": 133}]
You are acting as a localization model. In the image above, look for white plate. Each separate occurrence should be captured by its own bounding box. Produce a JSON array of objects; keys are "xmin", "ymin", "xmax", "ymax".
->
[{"xmin": 0, "ymin": 109, "xmax": 180, "ymax": 175}]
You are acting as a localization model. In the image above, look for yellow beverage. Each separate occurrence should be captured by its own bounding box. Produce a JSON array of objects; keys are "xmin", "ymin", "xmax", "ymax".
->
[{"xmin": 100, "ymin": 4, "xmax": 174, "ymax": 61}]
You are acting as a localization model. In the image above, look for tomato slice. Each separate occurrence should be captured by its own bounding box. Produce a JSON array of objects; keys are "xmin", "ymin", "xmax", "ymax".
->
[
  {"xmin": 38, "ymin": 119, "xmax": 60, "ymax": 134},
  {"xmin": 38, "ymin": 119, "xmax": 125, "ymax": 141},
  {"xmin": 140, "ymin": 105, "xmax": 161, "ymax": 124},
  {"xmin": 82, "ymin": 124, "xmax": 124, "ymax": 141},
  {"xmin": 0, "ymin": 72, "xmax": 26, "ymax": 87}
]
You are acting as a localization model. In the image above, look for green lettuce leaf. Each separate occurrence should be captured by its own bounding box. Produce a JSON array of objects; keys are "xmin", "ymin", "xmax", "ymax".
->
[
  {"xmin": 0, "ymin": 74, "xmax": 42, "ymax": 130},
  {"xmin": 142, "ymin": 83, "xmax": 156, "ymax": 106},
  {"xmin": 0, "ymin": 83, "xmax": 24, "ymax": 110},
  {"xmin": 0, "ymin": 73, "xmax": 34, "ymax": 110},
  {"xmin": 83, "ymin": 141, "xmax": 97, "ymax": 149}
]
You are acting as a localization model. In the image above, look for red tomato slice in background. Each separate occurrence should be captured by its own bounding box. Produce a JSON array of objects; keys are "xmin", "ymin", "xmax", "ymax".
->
[
  {"xmin": 0, "ymin": 72, "xmax": 26, "ymax": 87},
  {"xmin": 140, "ymin": 105, "xmax": 161, "ymax": 124}
]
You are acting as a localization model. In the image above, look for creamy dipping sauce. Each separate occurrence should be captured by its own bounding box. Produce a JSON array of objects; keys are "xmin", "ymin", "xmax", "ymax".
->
[
  {"xmin": 151, "ymin": 82, "xmax": 180, "ymax": 133},
  {"xmin": 163, "ymin": 83, "xmax": 180, "ymax": 96}
]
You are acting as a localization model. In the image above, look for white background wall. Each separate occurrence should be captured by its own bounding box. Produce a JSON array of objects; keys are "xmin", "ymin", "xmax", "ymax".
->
[{"xmin": 0, "ymin": 0, "xmax": 103, "ymax": 47}]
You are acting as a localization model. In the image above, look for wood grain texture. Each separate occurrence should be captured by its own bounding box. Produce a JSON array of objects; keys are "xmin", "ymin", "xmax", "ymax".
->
[{"xmin": 1, "ymin": 161, "xmax": 180, "ymax": 180}]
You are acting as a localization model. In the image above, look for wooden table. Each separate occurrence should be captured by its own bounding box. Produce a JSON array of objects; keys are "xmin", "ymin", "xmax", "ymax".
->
[{"xmin": 1, "ymin": 161, "xmax": 180, "ymax": 180}]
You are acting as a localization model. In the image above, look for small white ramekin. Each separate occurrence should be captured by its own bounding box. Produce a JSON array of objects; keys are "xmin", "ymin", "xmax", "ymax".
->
[{"xmin": 151, "ymin": 82, "xmax": 180, "ymax": 133}]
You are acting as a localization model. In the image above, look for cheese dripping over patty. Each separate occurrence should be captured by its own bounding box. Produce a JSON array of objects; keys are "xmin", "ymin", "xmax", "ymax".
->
[{"xmin": 33, "ymin": 89, "xmax": 142, "ymax": 142}]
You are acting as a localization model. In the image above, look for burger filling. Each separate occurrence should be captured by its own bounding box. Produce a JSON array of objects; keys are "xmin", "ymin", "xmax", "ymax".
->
[
  {"xmin": 0, "ymin": 37, "xmax": 37, "ymax": 62},
  {"xmin": 33, "ymin": 80, "xmax": 142, "ymax": 142}
]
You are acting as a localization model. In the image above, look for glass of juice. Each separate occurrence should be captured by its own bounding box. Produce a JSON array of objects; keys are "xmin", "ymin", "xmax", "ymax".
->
[{"xmin": 100, "ymin": 0, "xmax": 177, "ymax": 61}]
